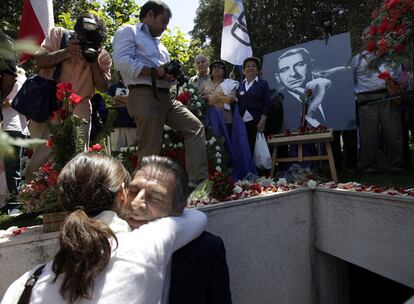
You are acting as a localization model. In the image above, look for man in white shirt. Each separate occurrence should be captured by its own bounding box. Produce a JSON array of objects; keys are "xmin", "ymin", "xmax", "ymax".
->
[
  {"xmin": 353, "ymin": 27, "xmax": 403, "ymax": 172},
  {"xmin": 112, "ymin": 0, "xmax": 208, "ymax": 188}
]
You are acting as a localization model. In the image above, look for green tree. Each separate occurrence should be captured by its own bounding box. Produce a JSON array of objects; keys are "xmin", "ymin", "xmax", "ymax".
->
[{"xmin": 191, "ymin": 0, "xmax": 379, "ymax": 61}]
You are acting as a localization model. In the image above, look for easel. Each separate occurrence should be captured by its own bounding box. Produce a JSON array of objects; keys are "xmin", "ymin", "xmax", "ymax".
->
[{"xmin": 267, "ymin": 129, "xmax": 338, "ymax": 182}]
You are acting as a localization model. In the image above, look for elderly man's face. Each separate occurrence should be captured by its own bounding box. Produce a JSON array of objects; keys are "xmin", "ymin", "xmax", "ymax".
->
[
  {"xmin": 195, "ymin": 56, "xmax": 208, "ymax": 75},
  {"xmin": 123, "ymin": 166, "xmax": 177, "ymax": 229},
  {"xmin": 277, "ymin": 53, "xmax": 310, "ymax": 91}
]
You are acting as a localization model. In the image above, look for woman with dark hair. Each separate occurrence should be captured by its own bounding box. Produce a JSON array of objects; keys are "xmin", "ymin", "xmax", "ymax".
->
[
  {"xmin": 2, "ymin": 153, "xmax": 206, "ymax": 303},
  {"xmin": 237, "ymin": 57, "xmax": 272, "ymax": 156},
  {"xmin": 202, "ymin": 60, "xmax": 257, "ymax": 180}
]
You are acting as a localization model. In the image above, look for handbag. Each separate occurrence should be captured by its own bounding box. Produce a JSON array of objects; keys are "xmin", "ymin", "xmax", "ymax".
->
[
  {"xmin": 12, "ymin": 30, "xmax": 68, "ymax": 123},
  {"xmin": 254, "ymin": 132, "xmax": 272, "ymax": 170}
]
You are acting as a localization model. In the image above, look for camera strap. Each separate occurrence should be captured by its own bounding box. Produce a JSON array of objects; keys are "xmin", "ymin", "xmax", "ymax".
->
[
  {"xmin": 52, "ymin": 29, "xmax": 69, "ymax": 82},
  {"xmin": 17, "ymin": 264, "xmax": 45, "ymax": 304},
  {"xmin": 150, "ymin": 67, "xmax": 161, "ymax": 102}
]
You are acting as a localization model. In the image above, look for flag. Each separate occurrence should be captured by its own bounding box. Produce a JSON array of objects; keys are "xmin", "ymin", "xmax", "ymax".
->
[
  {"xmin": 220, "ymin": 0, "xmax": 253, "ymax": 65},
  {"xmin": 18, "ymin": 0, "xmax": 54, "ymax": 64}
]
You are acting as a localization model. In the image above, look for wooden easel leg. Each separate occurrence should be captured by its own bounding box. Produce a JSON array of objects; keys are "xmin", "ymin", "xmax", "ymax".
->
[
  {"xmin": 270, "ymin": 145, "xmax": 278, "ymax": 177},
  {"xmin": 298, "ymin": 143, "xmax": 303, "ymax": 162},
  {"xmin": 326, "ymin": 142, "xmax": 338, "ymax": 182}
]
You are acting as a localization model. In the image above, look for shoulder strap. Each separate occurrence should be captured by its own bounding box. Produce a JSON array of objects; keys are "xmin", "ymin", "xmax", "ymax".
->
[
  {"xmin": 52, "ymin": 29, "xmax": 69, "ymax": 81},
  {"xmin": 17, "ymin": 264, "xmax": 46, "ymax": 304}
]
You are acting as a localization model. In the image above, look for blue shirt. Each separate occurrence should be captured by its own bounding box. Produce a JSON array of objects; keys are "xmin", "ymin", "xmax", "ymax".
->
[{"xmin": 112, "ymin": 23, "xmax": 171, "ymax": 88}]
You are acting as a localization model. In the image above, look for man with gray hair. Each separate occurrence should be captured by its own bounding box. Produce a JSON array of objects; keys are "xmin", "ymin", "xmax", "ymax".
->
[{"xmin": 123, "ymin": 155, "xmax": 232, "ymax": 304}]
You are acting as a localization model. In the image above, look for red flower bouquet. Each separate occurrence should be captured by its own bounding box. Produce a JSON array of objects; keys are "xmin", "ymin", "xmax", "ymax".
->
[{"xmin": 369, "ymin": 0, "xmax": 414, "ymax": 62}]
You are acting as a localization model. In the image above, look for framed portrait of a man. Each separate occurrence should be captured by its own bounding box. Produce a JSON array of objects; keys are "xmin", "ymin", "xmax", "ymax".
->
[{"xmin": 262, "ymin": 32, "xmax": 356, "ymax": 131}]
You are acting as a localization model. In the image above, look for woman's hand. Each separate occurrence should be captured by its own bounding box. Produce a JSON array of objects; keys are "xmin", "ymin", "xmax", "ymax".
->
[{"xmin": 257, "ymin": 115, "xmax": 267, "ymax": 132}]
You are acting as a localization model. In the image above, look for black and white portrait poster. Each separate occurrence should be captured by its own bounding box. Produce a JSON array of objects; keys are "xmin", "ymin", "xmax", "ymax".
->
[{"xmin": 262, "ymin": 32, "xmax": 356, "ymax": 131}]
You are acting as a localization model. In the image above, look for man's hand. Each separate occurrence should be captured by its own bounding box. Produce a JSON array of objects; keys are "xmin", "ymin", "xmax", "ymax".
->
[
  {"xmin": 159, "ymin": 65, "xmax": 175, "ymax": 81},
  {"xmin": 65, "ymin": 36, "xmax": 83, "ymax": 59},
  {"xmin": 306, "ymin": 77, "xmax": 331, "ymax": 115},
  {"xmin": 257, "ymin": 115, "xmax": 267, "ymax": 132}
]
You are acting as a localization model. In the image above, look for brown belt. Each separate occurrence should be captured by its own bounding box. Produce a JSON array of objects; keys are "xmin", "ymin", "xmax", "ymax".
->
[
  {"xmin": 357, "ymin": 89, "xmax": 387, "ymax": 95},
  {"xmin": 128, "ymin": 84, "xmax": 170, "ymax": 94}
]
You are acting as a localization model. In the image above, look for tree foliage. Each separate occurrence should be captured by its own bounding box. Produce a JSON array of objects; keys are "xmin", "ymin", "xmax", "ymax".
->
[{"xmin": 191, "ymin": 0, "xmax": 380, "ymax": 61}]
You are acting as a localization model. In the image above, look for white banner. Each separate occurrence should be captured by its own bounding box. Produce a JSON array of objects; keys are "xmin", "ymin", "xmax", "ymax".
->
[{"xmin": 220, "ymin": 0, "xmax": 252, "ymax": 65}]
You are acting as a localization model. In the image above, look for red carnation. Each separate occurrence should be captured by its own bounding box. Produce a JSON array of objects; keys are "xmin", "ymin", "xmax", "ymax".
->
[
  {"xmin": 56, "ymin": 82, "xmax": 73, "ymax": 101},
  {"xmin": 46, "ymin": 138, "xmax": 53, "ymax": 148},
  {"xmin": 69, "ymin": 93, "xmax": 83, "ymax": 105},
  {"xmin": 367, "ymin": 41, "xmax": 376, "ymax": 53},
  {"xmin": 176, "ymin": 91, "xmax": 191, "ymax": 106},
  {"xmin": 371, "ymin": 9, "xmax": 379, "ymax": 19},
  {"xmin": 377, "ymin": 18, "xmax": 390, "ymax": 34},
  {"xmin": 369, "ymin": 25, "xmax": 377, "ymax": 36},
  {"xmin": 385, "ymin": 0, "xmax": 400, "ymax": 9},
  {"xmin": 378, "ymin": 70, "xmax": 392, "ymax": 80},
  {"xmin": 395, "ymin": 43, "xmax": 405, "ymax": 53},
  {"xmin": 88, "ymin": 143, "xmax": 102, "ymax": 152},
  {"xmin": 377, "ymin": 38, "xmax": 390, "ymax": 55}
]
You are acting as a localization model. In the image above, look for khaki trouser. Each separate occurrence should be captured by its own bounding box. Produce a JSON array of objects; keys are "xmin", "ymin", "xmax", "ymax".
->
[
  {"xmin": 357, "ymin": 92, "xmax": 403, "ymax": 169},
  {"xmin": 127, "ymin": 86, "xmax": 208, "ymax": 181},
  {"xmin": 25, "ymin": 100, "xmax": 91, "ymax": 182}
]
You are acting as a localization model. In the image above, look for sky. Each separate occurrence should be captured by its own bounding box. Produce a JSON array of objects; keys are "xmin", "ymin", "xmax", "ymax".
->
[{"xmin": 136, "ymin": 0, "xmax": 200, "ymax": 37}]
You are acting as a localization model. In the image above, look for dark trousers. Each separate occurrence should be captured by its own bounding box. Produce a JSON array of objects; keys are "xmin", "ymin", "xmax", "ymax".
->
[
  {"xmin": 333, "ymin": 130, "xmax": 358, "ymax": 171},
  {"xmin": 4, "ymin": 130, "xmax": 25, "ymax": 196}
]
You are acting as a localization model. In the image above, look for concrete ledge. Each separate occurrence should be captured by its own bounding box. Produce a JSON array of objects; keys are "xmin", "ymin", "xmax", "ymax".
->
[
  {"xmin": 314, "ymin": 188, "xmax": 414, "ymax": 289},
  {"xmin": 1, "ymin": 188, "xmax": 413, "ymax": 303}
]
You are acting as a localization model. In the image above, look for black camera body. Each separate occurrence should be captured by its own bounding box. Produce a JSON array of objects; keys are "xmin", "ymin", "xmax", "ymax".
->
[
  {"xmin": 73, "ymin": 17, "xmax": 103, "ymax": 63},
  {"xmin": 164, "ymin": 59, "xmax": 189, "ymax": 87}
]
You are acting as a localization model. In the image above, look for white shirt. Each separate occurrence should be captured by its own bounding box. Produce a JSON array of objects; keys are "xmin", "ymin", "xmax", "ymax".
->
[
  {"xmin": 243, "ymin": 76, "xmax": 258, "ymax": 92},
  {"xmin": 352, "ymin": 51, "xmax": 398, "ymax": 94},
  {"xmin": 1, "ymin": 209, "xmax": 207, "ymax": 304},
  {"xmin": 2, "ymin": 73, "xmax": 29, "ymax": 135},
  {"xmin": 113, "ymin": 23, "xmax": 171, "ymax": 88}
]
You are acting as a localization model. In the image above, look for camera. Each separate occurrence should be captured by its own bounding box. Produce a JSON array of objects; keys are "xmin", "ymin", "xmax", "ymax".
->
[
  {"xmin": 73, "ymin": 17, "xmax": 103, "ymax": 62},
  {"xmin": 164, "ymin": 59, "xmax": 189, "ymax": 87}
]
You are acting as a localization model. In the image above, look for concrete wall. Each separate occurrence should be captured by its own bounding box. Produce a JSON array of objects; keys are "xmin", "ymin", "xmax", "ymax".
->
[
  {"xmin": 203, "ymin": 189, "xmax": 313, "ymax": 304},
  {"xmin": 0, "ymin": 189, "xmax": 314, "ymax": 303},
  {"xmin": 314, "ymin": 189, "xmax": 414, "ymax": 290}
]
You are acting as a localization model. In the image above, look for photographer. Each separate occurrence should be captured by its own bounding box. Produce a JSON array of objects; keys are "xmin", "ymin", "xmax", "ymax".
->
[
  {"xmin": 25, "ymin": 13, "xmax": 111, "ymax": 182},
  {"xmin": 113, "ymin": 0, "xmax": 208, "ymax": 188}
]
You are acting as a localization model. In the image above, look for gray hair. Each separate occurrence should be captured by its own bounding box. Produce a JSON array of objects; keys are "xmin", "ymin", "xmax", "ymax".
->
[{"xmin": 137, "ymin": 155, "xmax": 189, "ymax": 212}]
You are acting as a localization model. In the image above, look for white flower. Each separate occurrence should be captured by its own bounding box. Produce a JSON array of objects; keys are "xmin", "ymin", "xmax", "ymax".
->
[
  {"xmin": 182, "ymin": 83, "xmax": 187, "ymax": 89},
  {"xmin": 233, "ymin": 185, "xmax": 243, "ymax": 194},
  {"xmin": 215, "ymin": 166, "xmax": 222, "ymax": 172},
  {"xmin": 162, "ymin": 144, "xmax": 166, "ymax": 149},
  {"xmin": 196, "ymin": 102, "xmax": 201, "ymax": 108},
  {"xmin": 307, "ymin": 179, "xmax": 317, "ymax": 189},
  {"xmin": 173, "ymin": 144, "xmax": 178, "ymax": 149},
  {"xmin": 164, "ymin": 125, "xmax": 172, "ymax": 131},
  {"xmin": 119, "ymin": 147, "xmax": 127, "ymax": 152},
  {"xmin": 193, "ymin": 95, "xmax": 198, "ymax": 101},
  {"xmin": 276, "ymin": 178, "xmax": 287, "ymax": 186},
  {"xmin": 215, "ymin": 152, "xmax": 222, "ymax": 158},
  {"xmin": 217, "ymin": 158, "xmax": 222, "ymax": 164},
  {"xmin": 178, "ymin": 142, "xmax": 183, "ymax": 148},
  {"xmin": 215, "ymin": 146, "xmax": 220, "ymax": 151},
  {"xmin": 209, "ymin": 137, "xmax": 216, "ymax": 145},
  {"xmin": 164, "ymin": 133, "xmax": 169, "ymax": 139},
  {"xmin": 189, "ymin": 88, "xmax": 195, "ymax": 94},
  {"xmin": 169, "ymin": 143, "xmax": 173, "ymax": 147}
]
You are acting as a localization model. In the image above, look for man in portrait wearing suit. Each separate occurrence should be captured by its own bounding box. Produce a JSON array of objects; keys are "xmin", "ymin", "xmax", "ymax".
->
[{"xmin": 274, "ymin": 47, "xmax": 332, "ymax": 129}]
